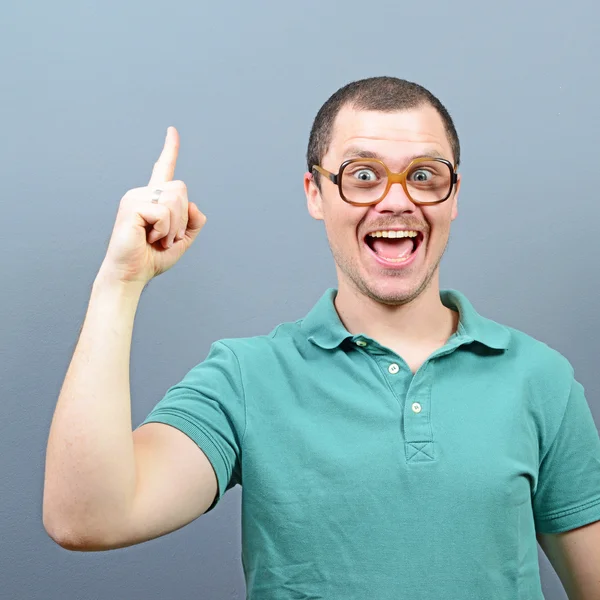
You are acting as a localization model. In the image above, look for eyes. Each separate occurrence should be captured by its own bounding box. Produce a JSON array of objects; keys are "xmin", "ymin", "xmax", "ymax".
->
[
  {"xmin": 410, "ymin": 169, "xmax": 433, "ymax": 183},
  {"xmin": 350, "ymin": 166, "xmax": 434, "ymax": 183},
  {"xmin": 353, "ymin": 168, "xmax": 377, "ymax": 182},
  {"xmin": 337, "ymin": 159, "xmax": 455, "ymax": 203}
]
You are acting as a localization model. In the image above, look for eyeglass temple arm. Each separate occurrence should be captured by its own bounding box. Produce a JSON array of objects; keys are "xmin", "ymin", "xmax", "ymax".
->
[{"xmin": 312, "ymin": 165, "xmax": 338, "ymax": 185}]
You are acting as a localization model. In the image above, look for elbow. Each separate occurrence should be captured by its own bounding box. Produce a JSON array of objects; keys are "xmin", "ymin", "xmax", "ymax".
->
[
  {"xmin": 43, "ymin": 519, "xmax": 87, "ymax": 551},
  {"xmin": 43, "ymin": 519, "xmax": 112, "ymax": 552},
  {"xmin": 42, "ymin": 504, "xmax": 92, "ymax": 551},
  {"xmin": 43, "ymin": 508, "xmax": 130, "ymax": 552}
]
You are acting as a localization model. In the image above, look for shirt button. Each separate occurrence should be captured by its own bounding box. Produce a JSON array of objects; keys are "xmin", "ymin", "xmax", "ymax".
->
[
  {"xmin": 355, "ymin": 340, "xmax": 367, "ymax": 347},
  {"xmin": 388, "ymin": 363, "xmax": 400, "ymax": 374},
  {"xmin": 412, "ymin": 402, "xmax": 422, "ymax": 413}
]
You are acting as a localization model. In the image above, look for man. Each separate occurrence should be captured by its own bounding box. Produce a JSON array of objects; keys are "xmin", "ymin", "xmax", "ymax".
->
[{"xmin": 43, "ymin": 77, "xmax": 600, "ymax": 599}]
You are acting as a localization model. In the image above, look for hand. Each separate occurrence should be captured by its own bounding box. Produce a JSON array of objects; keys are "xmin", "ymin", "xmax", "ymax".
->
[{"xmin": 98, "ymin": 127, "xmax": 207, "ymax": 286}]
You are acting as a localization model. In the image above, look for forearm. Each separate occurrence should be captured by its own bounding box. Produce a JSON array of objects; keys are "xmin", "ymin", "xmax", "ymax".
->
[{"xmin": 43, "ymin": 270, "xmax": 145, "ymax": 546}]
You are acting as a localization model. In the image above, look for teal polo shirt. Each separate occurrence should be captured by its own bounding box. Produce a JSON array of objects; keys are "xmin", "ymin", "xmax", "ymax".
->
[{"xmin": 140, "ymin": 288, "xmax": 600, "ymax": 600}]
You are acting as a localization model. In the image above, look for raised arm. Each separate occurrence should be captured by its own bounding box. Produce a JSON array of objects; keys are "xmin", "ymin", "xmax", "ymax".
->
[{"xmin": 43, "ymin": 128, "xmax": 214, "ymax": 550}]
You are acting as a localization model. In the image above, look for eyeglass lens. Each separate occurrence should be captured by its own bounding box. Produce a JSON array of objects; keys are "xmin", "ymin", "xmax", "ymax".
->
[{"xmin": 340, "ymin": 160, "xmax": 452, "ymax": 204}]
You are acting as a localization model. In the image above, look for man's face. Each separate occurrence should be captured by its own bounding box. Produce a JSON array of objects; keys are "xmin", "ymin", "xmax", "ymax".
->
[{"xmin": 305, "ymin": 104, "xmax": 461, "ymax": 306}]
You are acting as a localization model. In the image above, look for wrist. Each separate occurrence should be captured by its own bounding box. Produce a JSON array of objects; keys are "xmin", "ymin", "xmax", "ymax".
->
[{"xmin": 93, "ymin": 266, "xmax": 147, "ymax": 299}]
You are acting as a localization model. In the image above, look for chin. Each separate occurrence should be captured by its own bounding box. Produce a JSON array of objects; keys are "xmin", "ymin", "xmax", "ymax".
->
[
  {"xmin": 334, "ymin": 246, "xmax": 437, "ymax": 306},
  {"xmin": 361, "ymin": 261, "xmax": 440, "ymax": 306},
  {"xmin": 366, "ymin": 283, "xmax": 422, "ymax": 306},
  {"xmin": 346, "ymin": 275, "xmax": 420, "ymax": 307}
]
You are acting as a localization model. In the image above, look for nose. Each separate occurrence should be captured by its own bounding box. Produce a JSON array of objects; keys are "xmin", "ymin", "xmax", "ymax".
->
[{"xmin": 372, "ymin": 181, "xmax": 417, "ymax": 215}]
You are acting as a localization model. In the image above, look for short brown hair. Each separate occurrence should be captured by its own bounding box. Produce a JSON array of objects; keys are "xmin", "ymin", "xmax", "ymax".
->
[{"xmin": 306, "ymin": 76, "xmax": 460, "ymax": 190}]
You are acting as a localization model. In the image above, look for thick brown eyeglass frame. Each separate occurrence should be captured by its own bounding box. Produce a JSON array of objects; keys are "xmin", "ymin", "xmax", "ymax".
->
[{"xmin": 312, "ymin": 157, "xmax": 459, "ymax": 206}]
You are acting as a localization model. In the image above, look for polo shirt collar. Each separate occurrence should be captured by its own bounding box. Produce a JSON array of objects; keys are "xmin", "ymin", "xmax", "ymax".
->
[{"xmin": 302, "ymin": 288, "xmax": 510, "ymax": 351}]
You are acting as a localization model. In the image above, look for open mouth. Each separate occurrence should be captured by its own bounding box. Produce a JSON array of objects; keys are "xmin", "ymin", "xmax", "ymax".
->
[{"xmin": 364, "ymin": 231, "xmax": 424, "ymax": 262}]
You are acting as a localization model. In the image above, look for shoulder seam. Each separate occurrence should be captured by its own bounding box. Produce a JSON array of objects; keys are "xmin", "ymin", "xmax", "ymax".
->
[
  {"xmin": 214, "ymin": 340, "xmax": 248, "ymax": 446},
  {"xmin": 539, "ymin": 361, "xmax": 576, "ymax": 468}
]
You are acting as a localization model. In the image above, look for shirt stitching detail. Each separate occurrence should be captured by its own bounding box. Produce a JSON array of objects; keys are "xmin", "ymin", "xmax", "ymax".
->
[{"xmin": 216, "ymin": 341, "xmax": 249, "ymax": 447}]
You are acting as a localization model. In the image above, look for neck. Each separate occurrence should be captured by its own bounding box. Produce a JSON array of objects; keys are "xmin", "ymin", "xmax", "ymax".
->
[{"xmin": 334, "ymin": 275, "xmax": 458, "ymax": 349}]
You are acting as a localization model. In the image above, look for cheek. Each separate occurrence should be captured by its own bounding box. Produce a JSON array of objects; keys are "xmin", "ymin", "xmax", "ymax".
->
[
  {"xmin": 324, "ymin": 206, "xmax": 363, "ymax": 246},
  {"xmin": 330, "ymin": 224, "xmax": 356, "ymax": 256},
  {"xmin": 423, "ymin": 211, "xmax": 453, "ymax": 249}
]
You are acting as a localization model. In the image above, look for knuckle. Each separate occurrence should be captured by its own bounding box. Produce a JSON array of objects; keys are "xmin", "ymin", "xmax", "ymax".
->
[
  {"xmin": 153, "ymin": 190, "xmax": 175, "ymax": 204},
  {"xmin": 167, "ymin": 179, "xmax": 187, "ymax": 192},
  {"xmin": 159, "ymin": 214, "xmax": 172, "ymax": 234},
  {"xmin": 121, "ymin": 187, "xmax": 140, "ymax": 203},
  {"xmin": 154, "ymin": 202, "xmax": 169, "ymax": 218}
]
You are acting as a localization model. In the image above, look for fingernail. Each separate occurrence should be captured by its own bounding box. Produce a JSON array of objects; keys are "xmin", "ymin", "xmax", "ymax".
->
[{"xmin": 178, "ymin": 228, "xmax": 185, "ymax": 239}]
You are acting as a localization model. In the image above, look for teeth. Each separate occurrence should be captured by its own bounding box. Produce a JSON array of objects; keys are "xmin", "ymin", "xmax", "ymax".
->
[{"xmin": 368, "ymin": 230, "xmax": 418, "ymax": 238}]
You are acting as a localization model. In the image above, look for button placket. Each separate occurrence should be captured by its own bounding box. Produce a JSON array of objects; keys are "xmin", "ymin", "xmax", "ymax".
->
[{"xmin": 403, "ymin": 361, "xmax": 435, "ymax": 463}]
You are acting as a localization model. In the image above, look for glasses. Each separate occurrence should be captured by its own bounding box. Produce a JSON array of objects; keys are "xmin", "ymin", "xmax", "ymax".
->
[{"xmin": 312, "ymin": 157, "xmax": 458, "ymax": 206}]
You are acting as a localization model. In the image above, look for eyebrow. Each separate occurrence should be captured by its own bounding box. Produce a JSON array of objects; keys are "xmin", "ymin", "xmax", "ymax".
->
[{"xmin": 341, "ymin": 146, "xmax": 447, "ymax": 163}]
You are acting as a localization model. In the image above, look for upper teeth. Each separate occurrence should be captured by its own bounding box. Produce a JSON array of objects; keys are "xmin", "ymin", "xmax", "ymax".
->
[{"xmin": 367, "ymin": 230, "xmax": 418, "ymax": 238}]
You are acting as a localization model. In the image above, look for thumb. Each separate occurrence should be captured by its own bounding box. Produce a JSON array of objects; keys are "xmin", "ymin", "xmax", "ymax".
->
[{"xmin": 185, "ymin": 202, "xmax": 207, "ymax": 238}]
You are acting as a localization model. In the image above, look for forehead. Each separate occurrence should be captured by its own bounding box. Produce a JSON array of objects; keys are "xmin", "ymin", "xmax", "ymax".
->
[{"xmin": 326, "ymin": 104, "xmax": 453, "ymax": 166}]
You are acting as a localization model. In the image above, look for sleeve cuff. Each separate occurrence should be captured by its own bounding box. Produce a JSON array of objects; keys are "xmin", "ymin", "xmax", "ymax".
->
[{"xmin": 535, "ymin": 496, "xmax": 600, "ymax": 533}]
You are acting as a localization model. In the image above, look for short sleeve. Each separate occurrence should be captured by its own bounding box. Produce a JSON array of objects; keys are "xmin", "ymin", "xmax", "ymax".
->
[
  {"xmin": 533, "ymin": 377, "xmax": 600, "ymax": 533},
  {"xmin": 137, "ymin": 341, "xmax": 246, "ymax": 513}
]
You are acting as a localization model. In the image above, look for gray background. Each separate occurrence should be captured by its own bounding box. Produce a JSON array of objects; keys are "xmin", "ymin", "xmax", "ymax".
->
[{"xmin": 1, "ymin": 1, "xmax": 598, "ymax": 599}]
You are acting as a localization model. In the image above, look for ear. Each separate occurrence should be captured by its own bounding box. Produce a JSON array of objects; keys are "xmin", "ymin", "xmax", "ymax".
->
[
  {"xmin": 450, "ymin": 172, "xmax": 461, "ymax": 221},
  {"xmin": 305, "ymin": 171, "xmax": 324, "ymax": 221}
]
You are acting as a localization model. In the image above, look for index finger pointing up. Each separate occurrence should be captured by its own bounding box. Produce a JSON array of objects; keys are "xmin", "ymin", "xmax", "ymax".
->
[{"xmin": 149, "ymin": 126, "xmax": 180, "ymax": 185}]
